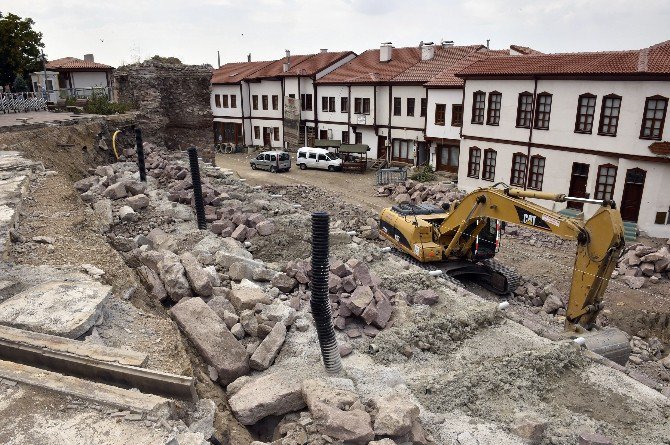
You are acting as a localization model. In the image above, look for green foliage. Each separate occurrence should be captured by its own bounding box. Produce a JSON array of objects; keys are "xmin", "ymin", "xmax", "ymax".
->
[
  {"xmin": 12, "ymin": 74, "xmax": 28, "ymax": 92},
  {"xmin": 64, "ymin": 96, "xmax": 77, "ymax": 106},
  {"xmin": 0, "ymin": 12, "xmax": 45, "ymax": 88},
  {"xmin": 149, "ymin": 55, "xmax": 182, "ymax": 64},
  {"xmin": 83, "ymin": 93, "xmax": 130, "ymax": 115},
  {"xmin": 410, "ymin": 164, "xmax": 437, "ymax": 183}
]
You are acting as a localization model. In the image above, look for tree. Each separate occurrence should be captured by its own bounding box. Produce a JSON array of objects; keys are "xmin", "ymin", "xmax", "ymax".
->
[
  {"xmin": 12, "ymin": 74, "xmax": 28, "ymax": 92},
  {"xmin": 0, "ymin": 12, "xmax": 45, "ymax": 88}
]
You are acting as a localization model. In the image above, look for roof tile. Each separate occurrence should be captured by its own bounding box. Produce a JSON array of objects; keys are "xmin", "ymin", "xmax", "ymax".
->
[
  {"xmin": 45, "ymin": 57, "xmax": 113, "ymax": 71},
  {"xmin": 316, "ymin": 47, "xmax": 421, "ymax": 84}
]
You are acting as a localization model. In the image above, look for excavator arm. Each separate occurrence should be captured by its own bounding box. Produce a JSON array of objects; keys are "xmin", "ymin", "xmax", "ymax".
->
[{"xmin": 435, "ymin": 186, "xmax": 625, "ymax": 330}]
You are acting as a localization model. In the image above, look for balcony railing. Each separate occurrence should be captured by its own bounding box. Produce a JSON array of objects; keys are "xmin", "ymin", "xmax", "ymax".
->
[{"xmin": 56, "ymin": 87, "xmax": 111, "ymax": 100}]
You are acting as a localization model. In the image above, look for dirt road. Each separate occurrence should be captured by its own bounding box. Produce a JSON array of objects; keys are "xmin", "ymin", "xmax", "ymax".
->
[{"xmin": 215, "ymin": 152, "xmax": 391, "ymax": 211}]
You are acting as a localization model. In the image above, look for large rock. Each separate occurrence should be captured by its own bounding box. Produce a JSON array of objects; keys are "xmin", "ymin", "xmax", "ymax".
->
[
  {"xmin": 620, "ymin": 275, "xmax": 645, "ymax": 289},
  {"xmin": 125, "ymin": 194, "xmax": 150, "ymax": 211},
  {"xmin": 136, "ymin": 265, "xmax": 168, "ymax": 303},
  {"xmin": 103, "ymin": 182, "xmax": 127, "ymax": 200},
  {"xmin": 373, "ymin": 393, "xmax": 420, "ymax": 437},
  {"xmin": 228, "ymin": 371, "xmax": 306, "ymax": 425},
  {"xmin": 310, "ymin": 401, "xmax": 374, "ymax": 444},
  {"xmin": 249, "ymin": 322, "xmax": 286, "ymax": 370},
  {"xmin": 510, "ymin": 414, "xmax": 548, "ymax": 445},
  {"xmin": 256, "ymin": 220, "xmax": 276, "ymax": 236},
  {"xmin": 542, "ymin": 294, "xmax": 564, "ymax": 314},
  {"xmin": 578, "ymin": 432, "xmax": 613, "ymax": 445},
  {"xmin": 0, "ymin": 280, "xmax": 111, "ymax": 339},
  {"xmin": 347, "ymin": 286, "xmax": 373, "ymax": 316},
  {"xmin": 147, "ymin": 228, "xmax": 178, "ymax": 252},
  {"xmin": 93, "ymin": 199, "xmax": 113, "ymax": 232},
  {"xmin": 271, "ymin": 273, "xmax": 298, "ymax": 293},
  {"xmin": 170, "ymin": 298, "xmax": 249, "ymax": 385},
  {"xmin": 228, "ymin": 261, "xmax": 258, "ymax": 282},
  {"xmin": 118, "ymin": 205, "xmax": 138, "ymax": 222},
  {"xmin": 229, "ymin": 279, "xmax": 272, "ymax": 311},
  {"xmin": 302, "ymin": 378, "xmax": 358, "ymax": 410},
  {"xmin": 157, "ymin": 251, "xmax": 192, "ymax": 302},
  {"xmin": 180, "ymin": 252, "xmax": 213, "ymax": 297},
  {"xmin": 395, "ymin": 193, "xmax": 411, "ymax": 204},
  {"xmin": 413, "ymin": 289, "xmax": 439, "ymax": 306}
]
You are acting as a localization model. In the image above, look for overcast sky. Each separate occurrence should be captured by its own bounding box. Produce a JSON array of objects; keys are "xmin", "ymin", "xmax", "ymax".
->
[{"xmin": 3, "ymin": 0, "xmax": 669, "ymax": 67}]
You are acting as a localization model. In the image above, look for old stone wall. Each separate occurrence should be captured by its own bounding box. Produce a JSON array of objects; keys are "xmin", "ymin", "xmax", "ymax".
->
[{"xmin": 114, "ymin": 61, "xmax": 213, "ymax": 151}]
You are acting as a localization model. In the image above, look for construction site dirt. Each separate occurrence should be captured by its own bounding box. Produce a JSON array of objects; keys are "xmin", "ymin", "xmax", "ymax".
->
[{"xmin": 0, "ymin": 117, "xmax": 668, "ymax": 445}]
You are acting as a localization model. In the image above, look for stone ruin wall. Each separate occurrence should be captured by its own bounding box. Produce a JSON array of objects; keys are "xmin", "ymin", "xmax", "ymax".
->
[{"xmin": 113, "ymin": 61, "xmax": 213, "ymax": 152}]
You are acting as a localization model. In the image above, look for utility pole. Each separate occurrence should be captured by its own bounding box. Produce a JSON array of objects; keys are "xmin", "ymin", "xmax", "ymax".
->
[
  {"xmin": 217, "ymin": 50, "xmax": 221, "ymax": 68},
  {"xmin": 41, "ymin": 49, "xmax": 48, "ymax": 100}
]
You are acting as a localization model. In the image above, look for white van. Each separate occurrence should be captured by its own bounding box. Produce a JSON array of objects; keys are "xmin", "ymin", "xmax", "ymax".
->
[{"xmin": 296, "ymin": 147, "xmax": 342, "ymax": 171}]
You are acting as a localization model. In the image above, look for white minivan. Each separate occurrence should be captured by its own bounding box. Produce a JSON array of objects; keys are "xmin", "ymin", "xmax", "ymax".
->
[{"xmin": 296, "ymin": 147, "xmax": 342, "ymax": 171}]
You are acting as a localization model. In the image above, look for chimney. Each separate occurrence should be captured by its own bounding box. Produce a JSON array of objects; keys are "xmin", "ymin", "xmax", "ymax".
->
[
  {"xmin": 284, "ymin": 49, "xmax": 291, "ymax": 72},
  {"xmin": 380, "ymin": 43, "xmax": 393, "ymax": 62},
  {"xmin": 421, "ymin": 42, "xmax": 435, "ymax": 61},
  {"xmin": 84, "ymin": 53, "xmax": 94, "ymax": 63},
  {"xmin": 247, "ymin": 53, "xmax": 251, "ymax": 62},
  {"xmin": 320, "ymin": 48, "xmax": 328, "ymax": 53},
  {"xmin": 441, "ymin": 40, "xmax": 454, "ymax": 48}
]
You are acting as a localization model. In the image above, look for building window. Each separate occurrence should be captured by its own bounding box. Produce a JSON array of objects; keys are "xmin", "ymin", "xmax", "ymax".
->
[
  {"xmin": 472, "ymin": 91, "xmax": 485, "ymax": 124},
  {"xmin": 289, "ymin": 93, "xmax": 295, "ymax": 98},
  {"xmin": 510, "ymin": 153, "xmax": 528, "ymax": 186},
  {"xmin": 640, "ymin": 95, "xmax": 668, "ymax": 140},
  {"xmin": 363, "ymin": 98, "xmax": 370, "ymax": 114},
  {"xmin": 420, "ymin": 98, "xmax": 427, "ymax": 117},
  {"xmin": 486, "ymin": 92, "xmax": 502, "ymax": 125},
  {"xmin": 594, "ymin": 164, "xmax": 617, "ymax": 201},
  {"xmin": 516, "ymin": 92, "xmax": 533, "ymax": 128},
  {"xmin": 272, "ymin": 95, "xmax": 278, "ymax": 110},
  {"xmin": 214, "ymin": 94, "xmax": 221, "ymax": 108},
  {"xmin": 574, "ymin": 93, "xmax": 596, "ymax": 133},
  {"xmin": 254, "ymin": 126, "xmax": 260, "ymax": 139},
  {"xmin": 231, "ymin": 95, "xmax": 237, "ymax": 108},
  {"xmin": 301, "ymin": 94, "xmax": 312, "ymax": 111},
  {"xmin": 329, "ymin": 97, "xmax": 335, "ymax": 112},
  {"xmin": 355, "ymin": 98, "xmax": 370, "ymax": 114},
  {"xmin": 355, "ymin": 132, "xmax": 362, "ymax": 144},
  {"xmin": 322, "ymin": 96, "xmax": 329, "ymax": 112},
  {"xmin": 222, "ymin": 95, "xmax": 229, "ymax": 108},
  {"xmin": 262, "ymin": 95, "xmax": 269, "ymax": 110},
  {"xmin": 435, "ymin": 104, "xmax": 446, "ymax": 126},
  {"xmin": 393, "ymin": 97, "xmax": 401, "ymax": 116},
  {"xmin": 451, "ymin": 104, "xmax": 463, "ymax": 127},
  {"xmin": 407, "ymin": 98, "xmax": 415, "ymax": 117},
  {"xmin": 319, "ymin": 129, "xmax": 328, "ymax": 139},
  {"xmin": 597, "ymin": 94, "xmax": 621, "ymax": 136},
  {"xmin": 467, "ymin": 147, "xmax": 481, "ymax": 178},
  {"xmin": 534, "ymin": 93, "xmax": 552, "ymax": 129},
  {"xmin": 273, "ymin": 127, "xmax": 280, "ymax": 141},
  {"xmin": 341, "ymin": 97, "xmax": 348, "ymax": 113},
  {"xmin": 528, "ymin": 155, "xmax": 545, "ymax": 190},
  {"xmin": 482, "ymin": 149, "xmax": 496, "ymax": 181},
  {"xmin": 341, "ymin": 131, "xmax": 349, "ymax": 144},
  {"xmin": 392, "ymin": 139, "xmax": 413, "ymax": 162},
  {"xmin": 252, "ymin": 95, "xmax": 258, "ymax": 110}
]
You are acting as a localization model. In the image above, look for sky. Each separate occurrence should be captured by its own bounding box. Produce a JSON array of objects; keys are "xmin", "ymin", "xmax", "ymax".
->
[{"xmin": 2, "ymin": 0, "xmax": 669, "ymax": 68}]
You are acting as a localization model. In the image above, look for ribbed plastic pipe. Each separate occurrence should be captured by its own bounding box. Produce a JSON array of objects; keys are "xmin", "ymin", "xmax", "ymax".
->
[
  {"xmin": 187, "ymin": 147, "xmax": 207, "ymax": 230},
  {"xmin": 134, "ymin": 127, "xmax": 146, "ymax": 182},
  {"xmin": 310, "ymin": 212, "xmax": 342, "ymax": 373}
]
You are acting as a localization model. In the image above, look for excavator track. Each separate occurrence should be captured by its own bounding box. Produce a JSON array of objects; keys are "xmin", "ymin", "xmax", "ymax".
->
[
  {"xmin": 480, "ymin": 258, "xmax": 521, "ymax": 295},
  {"xmin": 389, "ymin": 248, "xmax": 464, "ymax": 289}
]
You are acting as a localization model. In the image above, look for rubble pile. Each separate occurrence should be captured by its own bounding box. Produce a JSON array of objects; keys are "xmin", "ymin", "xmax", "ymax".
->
[
  {"xmin": 504, "ymin": 224, "xmax": 572, "ymax": 249},
  {"xmin": 614, "ymin": 242, "xmax": 670, "ymax": 289},
  {"xmin": 376, "ymin": 179, "xmax": 465, "ymax": 206},
  {"xmin": 511, "ymin": 278, "xmax": 568, "ymax": 316}
]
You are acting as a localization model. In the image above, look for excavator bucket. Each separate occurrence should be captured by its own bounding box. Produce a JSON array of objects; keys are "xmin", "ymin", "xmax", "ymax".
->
[{"xmin": 580, "ymin": 327, "xmax": 631, "ymax": 365}]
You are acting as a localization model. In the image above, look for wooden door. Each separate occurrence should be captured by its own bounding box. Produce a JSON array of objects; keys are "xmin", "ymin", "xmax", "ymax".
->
[
  {"xmin": 436, "ymin": 145, "xmax": 459, "ymax": 173},
  {"xmin": 416, "ymin": 142, "xmax": 429, "ymax": 166},
  {"xmin": 263, "ymin": 127, "xmax": 271, "ymax": 147},
  {"xmin": 377, "ymin": 136, "xmax": 387, "ymax": 160},
  {"xmin": 620, "ymin": 168, "xmax": 646, "ymax": 222},
  {"xmin": 567, "ymin": 162, "xmax": 589, "ymax": 210},
  {"xmin": 319, "ymin": 129, "xmax": 328, "ymax": 140}
]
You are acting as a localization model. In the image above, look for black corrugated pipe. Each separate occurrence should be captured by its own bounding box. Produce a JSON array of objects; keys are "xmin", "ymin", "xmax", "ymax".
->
[
  {"xmin": 310, "ymin": 212, "xmax": 342, "ymax": 373},
  {"xmin": 134, "ymin": 127, "xmax": 147, "ymax": 182},
  {"xmin": 187, "ymin": 147, "xmax": 207, "ymax": 230}
]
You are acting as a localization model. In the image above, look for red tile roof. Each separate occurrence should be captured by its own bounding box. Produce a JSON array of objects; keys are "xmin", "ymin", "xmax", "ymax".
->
[
  {"xmin": 45, "ymin": 57, "xmax": 113, "ymax": 71},
  {"xmin": 425, "ymin": 49, "xmax": 509, "ymax": 87},
  {"xmin": 317, "ymin": 46, "xmax": 422, "ymax": 84},
  {"xmin": 509, "ymin": 45, "xmax": 544, "ymax": 56},
  {"xmin": 458, "ymin": 40, "xmax": 670, "ymax": 77},
  {"xmin": 391, "ymin": 45, "xmax": 485, "ymax": 82},
  {"xmin": 211, "ymin": 61, "xmax": 275, "ymax": 84},
  {"xmin": 278, "ymin": 51, "xmax": 355, "ymax": 77},
  {"xmin": 246, "ymin": 54, "xmax": 314, "ymax": 80}
]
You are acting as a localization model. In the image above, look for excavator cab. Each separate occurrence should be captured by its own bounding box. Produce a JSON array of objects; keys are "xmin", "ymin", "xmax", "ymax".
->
[{"xmin": 467, "ymin": 218, "xmax": 500, "ymax": 260}]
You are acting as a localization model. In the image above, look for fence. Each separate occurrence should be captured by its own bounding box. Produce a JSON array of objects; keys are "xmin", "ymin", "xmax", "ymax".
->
[
  {"xmin": 56, "ymin": 87, "xmax": 111, "ymax": 100},
  {"xmin": 376, "ymin": 167, "xmax": 408, "ymax": 185},
  {"xmin": 0, "ymin": 93, "xmax": 47, "ymax": 114}
]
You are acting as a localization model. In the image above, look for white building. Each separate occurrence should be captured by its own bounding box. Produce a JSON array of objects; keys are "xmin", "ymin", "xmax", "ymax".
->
[
  {"xmin": 210, "ymin": 51, "xmax": 355, "ymax": 148},
  {"xmin": 30, "ymin": 55, "xmax": 114, "ymax": 101},
  {"xmin": 456, "ymin": 40, "xmax": 670, "ymax": 237}
]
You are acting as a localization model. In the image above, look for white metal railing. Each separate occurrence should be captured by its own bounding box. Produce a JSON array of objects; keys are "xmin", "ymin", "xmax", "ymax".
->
[
  {"xmin": 0, "ymin": 92, "xmax": 47, "ymax": 114},
  {"xmin": 57, "ymin": 87, "xmax": 111, "ymax": 100}
]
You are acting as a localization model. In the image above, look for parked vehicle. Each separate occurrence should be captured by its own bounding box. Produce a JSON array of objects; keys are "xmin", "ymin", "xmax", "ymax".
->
[
  {"xmin": 296, "ymin": 147, "xmax": 342, "ymax": 171},
  {"xmin": 250, "ymin": 151, "xmax": 291, "ymax": 172}
]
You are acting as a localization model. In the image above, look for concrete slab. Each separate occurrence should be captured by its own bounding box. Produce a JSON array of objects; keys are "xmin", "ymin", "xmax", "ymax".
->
[{"xmin": 0, "ymin": 280, "xmax": 111, "ymax": 338}]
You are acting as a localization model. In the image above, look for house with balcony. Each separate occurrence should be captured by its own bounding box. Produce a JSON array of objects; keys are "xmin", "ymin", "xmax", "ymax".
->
[
  {"xmin": 210, "ymin": 50, "xmax": 355, "ymax": 148},
  {"xmin": 30, "ymin": 54, "xmax": 114, "ymax": 102},
  {"xmin": 455, "ymin": 40, "xmax": 670, "ymax": 237}
]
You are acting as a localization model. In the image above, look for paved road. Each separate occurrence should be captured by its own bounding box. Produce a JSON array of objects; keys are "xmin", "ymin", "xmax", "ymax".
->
[
  {"xmin": 215, "ymin": 152, "xmax": 391, "ymax": 211},
  {"xmin": 0, "ymin": 111, "xmax": 86, "ymax": 128}
]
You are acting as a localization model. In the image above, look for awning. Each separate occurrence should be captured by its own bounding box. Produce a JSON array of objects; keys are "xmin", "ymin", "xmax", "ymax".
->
[
  {"xmin": 338, "ymin": 144, "xmax": 369, "ymax": 154},
  {"xmin": 314, "ymin": 139, "xmax": 341, "ymax": 148}
]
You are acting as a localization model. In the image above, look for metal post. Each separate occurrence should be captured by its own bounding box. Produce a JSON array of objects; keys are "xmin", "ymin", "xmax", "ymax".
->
[
  {"xmin": 135, "ymin": 127, "xmax": 147, "ymax": 182},
  {"xmin": 187, "ymin": 147, "xmax": 207, "ymax": 230},
  {"xmin": 310, "ymin": 212, "xmax": 342, "ymax": 373}
]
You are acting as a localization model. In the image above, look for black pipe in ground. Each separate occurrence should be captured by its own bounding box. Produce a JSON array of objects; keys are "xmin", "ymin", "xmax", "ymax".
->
[
  {"xmin": 187, "ymin": 147, "xmax": 207, "ymax": 230},
  {"xmin": 134, "ymin": 127, "xmax": 147, "ymax": 182},
  {"xmin": 310, "ymin": 211, "xmax": 342, "ymax": 373}
]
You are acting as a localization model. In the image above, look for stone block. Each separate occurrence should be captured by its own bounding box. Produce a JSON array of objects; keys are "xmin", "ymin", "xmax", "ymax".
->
[{"xmin": 249, "ymin": 322, "xmax": 286, "ymax": 370}]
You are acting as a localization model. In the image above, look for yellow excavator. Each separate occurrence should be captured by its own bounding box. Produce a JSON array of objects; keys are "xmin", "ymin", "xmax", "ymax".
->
[{"xmin": 380, "ymin": 184, "xmax": 630, "ymax": 363}]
